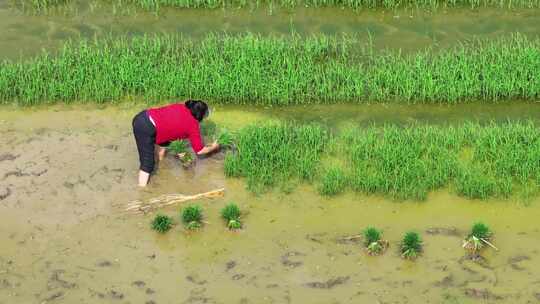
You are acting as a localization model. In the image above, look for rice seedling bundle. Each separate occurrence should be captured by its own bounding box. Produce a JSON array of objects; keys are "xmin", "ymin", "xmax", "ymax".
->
[{"xmin": 1, "ymin": 34, "xmax": 538, "ymax": 105}]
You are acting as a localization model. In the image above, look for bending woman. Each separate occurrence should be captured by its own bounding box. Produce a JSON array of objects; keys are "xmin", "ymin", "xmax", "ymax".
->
[{"xmin": 132, "ymin": 100, "xmax": 220, "ymax": 187}]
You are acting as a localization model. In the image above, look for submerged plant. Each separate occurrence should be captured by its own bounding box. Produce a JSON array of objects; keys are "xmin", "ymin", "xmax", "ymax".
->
[
  {"xmin": 151, "ymin": 214, "xmax": 173, "ymax": 233},
  {"xmin": 221, "ymin": 203, "xmax": 242, "ymax": 230},
  {"xmin": 463, "ymin": 222, "xmax": 496, "ymax": 255},
  {"xmin": 401, "ymin": 231, "xmax": 422, "ymax": 260},
  {"xmin": 181, "ymin": 205, "xmax": 203, "ymax": 230},
  {"xmin": 363, "ymin": 227, "xmax": 388, "ymax": 256}
]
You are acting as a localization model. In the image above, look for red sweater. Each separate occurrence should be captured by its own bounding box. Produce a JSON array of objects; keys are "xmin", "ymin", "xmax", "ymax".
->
[{"xmin": 147, "ymin": 103, "xmax": 204, "ymax": 153}]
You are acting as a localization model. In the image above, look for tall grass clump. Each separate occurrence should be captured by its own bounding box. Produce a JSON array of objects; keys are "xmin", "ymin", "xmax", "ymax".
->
[
  {"xmin": 401, "ymin": 231, "xmax": 422, "ymax": 260},
  {"xmin": 181, "ymin": 205, "xmax": 203, "ymax": 230},
  {"xmin": 338, "ymin": 122, "xmax": 539, "ymax": 200},
  {"xmin": 318, "ymin": 166, "xmax": 347, "ymax": 196},
  {"xmin": 151, "ymin": 214, "xmax": 173, "ymax": 233},
  {"xmin": 463, "ymin": 222, "xmax": 496, "ymax": 255},
  {"xmin": 343, "ymin": 125, "xmax": 461, "ymax": 200},
  {"xmin": 1, "ymin": 34, "xmax": 539, "ymax": 105},
  {"xmin": 362, "ymin": 227, "xmax": 388, "ymax": 255},
  {"xmin": 221, "ymin": 203, "xmax": 242, "ymax": 230},
  {"xmin": 224, "ymin": 122, "xmax": 328, "ymax": 193}
]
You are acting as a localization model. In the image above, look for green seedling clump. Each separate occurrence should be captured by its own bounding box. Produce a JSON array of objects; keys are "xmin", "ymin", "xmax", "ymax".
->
[
  {"xmin": 221, "ymin": 203, "xmax": 242, "ymax": 230},
  {"xmin": 463, "ymin": 222, "xmax": 495, "ymax": 255},
  {"xmin": 363, "ymin": 227, "xmax": 388, "ymax": 256},
  {"xmin": 151, "ymin": 214, "xmax": 173, "ymax": 233},
  {"xmin": 181, "ymin": 205, "xmax": 203, "ymax": 230},
  {"xmin": 318, "ymin": 166, "xmax": 347, "ymax": 196},
  {"xmin": 401, "ymin": 231, "xmax": 422, "ymax": 260},
  {"xmin": 168, "ymin": 140, "xmax": 194, "ymax": 167},
  {"xmin": 217, "ymin": 129, "xmax": 234, "ymax": 148},
  {"xmin": 168, "ymin": 140, "xmax": 188, "ymax": 154}
]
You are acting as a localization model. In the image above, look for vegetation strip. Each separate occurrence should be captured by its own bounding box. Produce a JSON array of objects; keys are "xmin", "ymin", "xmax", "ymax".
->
[
  {"xmin": 1, "ymin": 34, "xmax": 539, "ymax": 105},
  {"xmin": 14, "ymin": 0, "xmax": 540, "ymax": 11},
  {"xmin": 224, "ymin": 121, "xmax": 540, "ymax": 200}
]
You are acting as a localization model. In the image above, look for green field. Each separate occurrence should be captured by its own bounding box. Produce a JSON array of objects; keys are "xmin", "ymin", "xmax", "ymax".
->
[
  {"xmin": 224, "ymin": 121, "xmax": 540, "ymax": 201},
  {"xmin": 1, "ymin": 34, "xmax": 539, "ymax": 105},
  {"xmin": 14, "ymin": 0, "xmax": 540, "ymax": 10}
]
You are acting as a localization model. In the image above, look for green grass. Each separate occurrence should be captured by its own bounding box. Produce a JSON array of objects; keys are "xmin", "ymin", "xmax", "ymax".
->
[
  {"xmin": 221, "ymin": 203, "xmax": 243, "ymax": 230},
  {"xmin": 401, "ymin": 231, "xmax": 422, "ymax": 259},
  {"xmin": 14, "ymin": 0, "xmax": 540, "ymax": 10},
  {"xmin": 1, "ymin": 34, "xmax": 539, "ymax": 105},
  {"xmin": 318, "ymin": 166, "xmax": 347, "ymax": 196},
  {"xmin": 363, "ymin": 227, "xmax": 382, "ymax": 247},
  {"xmin": 168, "ymin": 139, "xmax": 189, "ymax": 154},
  {"xmin": 226, "ymin": 121, "xmax": 539, "ymax": 200},
  {"xmin": 224, "ymin": 122, "xmax": 328, "ymax": 193},
  {"xmin": 151, "ymin": 214, "xmax": 173, "ymax": 233},
  {"xmin": 469, "ymin": 222, "xmax": 492, "ymax": 240},
  {"xmin": 181, "ymin": 205, "xmax": 203, "ymax": 230}
]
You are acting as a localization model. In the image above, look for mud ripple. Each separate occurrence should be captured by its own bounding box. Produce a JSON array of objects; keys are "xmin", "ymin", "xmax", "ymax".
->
[{"xmin": 305, "ymin": 276, "xmax": 350, "ymax": 289}]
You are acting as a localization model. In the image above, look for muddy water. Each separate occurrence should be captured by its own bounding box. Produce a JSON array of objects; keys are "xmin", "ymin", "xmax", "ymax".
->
[
  {"xmin": 1, "ymin": 1, "xmax": 540, "ymax": 60},
  {"xmin": 1, "ymin": 104, "xmax": 540, "ymax": 303}
]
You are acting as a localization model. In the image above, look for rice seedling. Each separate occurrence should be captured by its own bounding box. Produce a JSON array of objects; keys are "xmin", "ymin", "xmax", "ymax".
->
[
  {"xmin": 400, "ymin": 231, "xmax": 422, "ymax": 260},
  {"xmin": 181, "ymin": 205, "xmax": 203, "ymax": 230},
  {"xmin": 151, "ymin": 214, "xmax": 173, "ymax": 233},
  {"xmin": 1, "ymin": 34, "xmax": 539, "ymax": 106},
  {"xmin": 318, "ymin": 166, "xmax": 347, "ymax": 196},
  {"xmin": 20, "ymin": 0, "xmax": 540, "ymax": 10},
  {"xmin": 168, "ymin": 139, "xmax": 188, "ymax": 155},
  {"xmin": 362, "ymin": 227, "xmax": 388, "ymax": 256},
  {"xmin": 223, "ymin": 122, "xmax": 328, "ymax": 193},
  {"xmin": 463, "ymin": 222, "xmax": 497, "ymax": 255},
  {"xmin": 168, "ymin": 140, "xmax": 194, "ymax": 167},
  {"xmin": 225, "ymin": 121, "xmax": 539, "ymax": 199},
  {"xmin": 217, "ymin": 129, "xmax": 234, "ymax": 149},
  {"xmin": 200, "ymin": 120, "xmax": 217, "ymax": 140},
  {"xmin": 221, "ymin": 203, "xmax": 242, "ymax": 230}
]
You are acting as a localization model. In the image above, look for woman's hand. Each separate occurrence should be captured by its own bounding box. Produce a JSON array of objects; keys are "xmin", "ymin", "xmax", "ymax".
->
[{"xmin": 196, "ymin": 141, "xmax": 220, "ymax": 156}]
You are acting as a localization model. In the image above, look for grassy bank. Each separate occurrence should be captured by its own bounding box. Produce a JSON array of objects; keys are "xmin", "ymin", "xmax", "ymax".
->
[
  {"xmin": 14, "ymin": 0, "xmax": 540, "ymax": 10},
  {"xmin": 1, "ymin": 34, "xmax": 538, "ymax": 105},
  {"xmin": 224, "ymin": 122, "xmax": 540, "ymax": 201}
]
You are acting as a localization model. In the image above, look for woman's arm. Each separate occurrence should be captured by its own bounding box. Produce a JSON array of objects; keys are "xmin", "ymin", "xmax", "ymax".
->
[{"xmin": 196, "ymin": 141, "xmax": 220, "ymax": 155}]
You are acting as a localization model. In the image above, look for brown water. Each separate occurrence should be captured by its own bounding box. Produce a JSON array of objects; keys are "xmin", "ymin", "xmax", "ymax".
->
[
  {"xmin": 1, "ymin": 1, "xmax": 540, "ymax": 60},
  {"xmin": 1, "ymin": 104, "xmax": 540, "ymax": 303}
]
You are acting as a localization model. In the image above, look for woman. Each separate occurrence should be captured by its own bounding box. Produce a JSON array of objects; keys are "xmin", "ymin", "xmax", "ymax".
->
[{"xmin": 132, "ymin": 100, "xmax": 220, "ymax": 187}]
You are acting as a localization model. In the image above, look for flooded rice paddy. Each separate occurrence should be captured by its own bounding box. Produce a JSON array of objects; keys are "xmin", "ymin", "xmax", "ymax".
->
[
  {"xmin": 1, "ymin": 2, "xmax": 540, "ymax": 60},
  {"xmin": 1, "ymin": 104, "xmax": 540, "ymax": 303}
]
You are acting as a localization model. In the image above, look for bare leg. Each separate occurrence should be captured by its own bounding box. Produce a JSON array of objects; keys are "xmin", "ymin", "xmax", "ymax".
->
[
  {"xmin": 138, "ymin": 170, "xmax": 150, "ymax": 187},
  {"xmin": 157, "ymin": 146, "xmax": 167, "ymax": 161}
]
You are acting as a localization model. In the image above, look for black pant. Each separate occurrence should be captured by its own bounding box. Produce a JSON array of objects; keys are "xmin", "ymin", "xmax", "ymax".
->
[{"xmin": 132, "ymin": 110, "xmax": 156, "ymax": 174}]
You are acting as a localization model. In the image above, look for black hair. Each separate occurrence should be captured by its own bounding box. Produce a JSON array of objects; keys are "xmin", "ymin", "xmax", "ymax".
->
[{"xmin": 185, "ymin": 99, "xmax": 208, "ymax": 122}]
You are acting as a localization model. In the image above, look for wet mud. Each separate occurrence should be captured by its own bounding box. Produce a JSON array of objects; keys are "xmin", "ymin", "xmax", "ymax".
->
[{"xmin": 0, "ymin": 105, "xmax": 539, "ymax": 303}]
